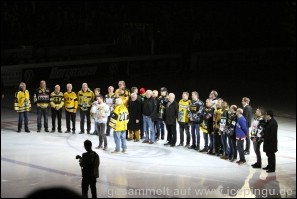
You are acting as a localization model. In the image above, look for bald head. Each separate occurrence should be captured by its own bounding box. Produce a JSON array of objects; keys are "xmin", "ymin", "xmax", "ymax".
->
[{"xmin": 168, "ymin": 93, "xmax": 175, "ymax": 102}]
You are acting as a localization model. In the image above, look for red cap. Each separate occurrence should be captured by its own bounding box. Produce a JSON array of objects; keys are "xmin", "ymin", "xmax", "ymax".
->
[{"xmin": 139, "ymin": 88, "xmax": 146, "ymax": 94}]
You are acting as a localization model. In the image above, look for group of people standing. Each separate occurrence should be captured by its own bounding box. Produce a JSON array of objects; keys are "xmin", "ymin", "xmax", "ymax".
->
[{"xmin": 14, "ymin": 80, "xmax": 278, "ymax": 173}]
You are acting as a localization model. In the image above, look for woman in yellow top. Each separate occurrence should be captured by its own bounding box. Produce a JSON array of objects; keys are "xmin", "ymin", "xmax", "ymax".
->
[{"xmin": 14, "ymin": 82, "xmax": 31, "ymax": 133}]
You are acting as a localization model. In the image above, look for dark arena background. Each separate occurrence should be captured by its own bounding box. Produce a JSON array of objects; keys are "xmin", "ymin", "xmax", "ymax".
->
[{"xmin": 1, "ymin": 1, "xmax": 296, "ymax": 198}]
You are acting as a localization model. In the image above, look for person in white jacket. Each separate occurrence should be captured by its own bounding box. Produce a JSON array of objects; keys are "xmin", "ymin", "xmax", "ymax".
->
[{"xmin": 91, "ymin": 95, "xmax": 110, "ymax": 150}]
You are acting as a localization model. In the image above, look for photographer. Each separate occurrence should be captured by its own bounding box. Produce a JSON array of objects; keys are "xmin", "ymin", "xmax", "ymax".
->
[{"xmin": 77, "ymin": 140, "xmax": 100, "ymax": 198}]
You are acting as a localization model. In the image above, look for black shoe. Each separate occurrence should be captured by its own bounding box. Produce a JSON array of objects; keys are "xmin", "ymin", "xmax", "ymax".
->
[
  {"xmin": 72, "ymin": 131, "xmax": 75, "ymax": 134},
  {"xmin": 64, "ymin": 130, "xmax": 71, "ymax": 133},
  {"xmin": 244, "ymin": 151, "xmax": 250, "ymax": 155},
  {"xmin": 87, "ymin": 131, "xmax": 90, "ymax": 134},
  {"xmin": 199, "ymin": 148, "xmax": 208, "ymax": 152},
  {"xmin": 106, "ymin": 134, "xmax": 110, "ymax": 136},
  {"xmin": 230, "ymin": 158, "xmax": 236, "ymax": 162},
  {"xmin": 164, "ymin": 142, "xmax": 170, "ymax": 146},
  {"xmin": 262, "ymin": 166, "xmax": 270, "ymax": 170},
  {"xmin": 17, "ymin": 129, "xmax": 21, "ymax": 133},
  {"xmin": 90, "ymin": 132, "xmax": 98, "ymax": 135},
  {"xmin": 189, "ymin": 145, "xmax": 196, "ymax": 149},
  {"xmin": 25, "ymin": 129, "xmax": 30, "ymax": 133},
  {"xmin": 95, "ymin": 146, "xmax": 103, "ymax": 149},
  {"xmin": 177, "ymin": 143, "xmax": 183, "ymax": 147},
  {"xmin": 37, "ymin": 129, "xmax": 41, "ymax": 133},
  {"xmin": 58, "ymin": 130, "xmax": 62, "ymax": 133},
  {"xmin": 45, "ymin": 129, "xmax": 49, "ymax": 132},
  {"xmin": 170, "ymin": 145, "xmax": 175, "ymax": 147},
  {"xmin": 252, "ymin": 164, "xmax": 262, "ymax": 169},
  {"xmin": 266, "ymin": 170, "xmax": 275, "ymax": 173},
  {"xmin": 79, "ymin": 131, "xmax": 84, "ymax": 134},
  {"xmin": 51, "ymin": 130, "xmax": 55, "ymax": 133}
]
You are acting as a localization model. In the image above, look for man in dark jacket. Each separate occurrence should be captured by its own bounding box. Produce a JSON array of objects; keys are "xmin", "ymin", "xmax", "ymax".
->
[
  {"xmin": 164, "ymin": 93, "xmax": 178, "ymax": 147},
  {"xmin": 142, "ymin": 90, "xmax": 157, "ymax": 144},
  {"xmin": 128, "ymin": 93, "xmax": 142, "ymax": 141},
  {"xmin": 242, "ymin": 97, "xmax": 253, "ymax": 155},
  {"xmin": 263, "ymin": 110, "xmax": 278, "ymax": 173}
]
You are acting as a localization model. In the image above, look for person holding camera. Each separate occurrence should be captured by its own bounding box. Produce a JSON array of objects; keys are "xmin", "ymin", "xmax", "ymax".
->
[{"xmin": 77, "ymin": 139, "xmax": 100, "ymax": 198}]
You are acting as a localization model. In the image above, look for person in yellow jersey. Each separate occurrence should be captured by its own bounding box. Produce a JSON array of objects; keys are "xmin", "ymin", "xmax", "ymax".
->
[
  {"xmin": 34, "ymin": 80, "xmax": 50, "ymax": 132},
  {"xmin": 14, "ymin": 82, "xmax": 31, "ymax": 133},
  {"xmin": 109, "ymin": 98, "xmax": 129, "ymax": 153},
  {"xmin": 114, "ymin": 80, "xmax": 130, "ymax": 108},
  {"xmin": 78, "ymin": 83, "xmax": 95, "ymax": 134},
  {"xmin": 50, "ymin": 85, "xmax": 64, "ymax": 133},
  {"xmin": 64, "ymin": 83, "xmax": 78, "ymax": 133},
  {"xmin": 177, "ymin": 92, "xmax": 191, "ymax": 147}
]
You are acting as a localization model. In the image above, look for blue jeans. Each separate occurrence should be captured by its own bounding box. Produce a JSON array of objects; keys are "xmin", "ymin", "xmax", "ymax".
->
[
  {"xmin": 37, "ymin": 107, "xmax": 48, "ymax": 130},
  {"xmin": 236, "ymin": 139, "xmax": 245, "ymax": 161},
  {"xmin": 221, "ymin": 133, "xmax": 229, "ymax": 156},
  {"xmin": 143, "ymin": 115, "xmax": 155, "ymax": 142},
  {"xmin": 113, "ymin": 131, "xmax": 127, "ymax": 151},
  {"xmin": 18, "ymin": 111, "xmax": 29, "ymax": 130},
  {"xmin": 155, "ymin": 120, "xmax": 165, "ymax": 139},
  {"xmin": 190, "ymin": 123, "xmax": 200, "ymax": 147}
]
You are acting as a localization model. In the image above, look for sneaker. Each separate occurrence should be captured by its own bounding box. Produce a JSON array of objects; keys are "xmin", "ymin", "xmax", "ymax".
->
[
  {"xmin": 64, "ymin": 130, "xmax": 71, "ymax": 133},
  {"xmin": 220, "ymin": 155, "xmax": 229, "ymax": 160},
  {"xmin": 122, "ymin": 149, "xmax": 127, "ymax": 153},
  {"xmin": 237, "ymin": 160, "xmax": 246, "ymax": 165}
]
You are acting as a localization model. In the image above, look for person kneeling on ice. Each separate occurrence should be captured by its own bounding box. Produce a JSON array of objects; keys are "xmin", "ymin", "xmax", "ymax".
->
[{"xmin": 109, "ymin": 98, "xmax": 129, "ymax": 153}]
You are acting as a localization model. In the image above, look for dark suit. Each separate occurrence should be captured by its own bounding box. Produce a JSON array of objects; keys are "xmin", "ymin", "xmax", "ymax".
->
[
  {"xmin": 243, "ymin": 104, "xmax": 253, "ymax": 152},
  {"xmin": 165, "ymin": 101, "xmax": 178, "ymax": 146},
  {"xmin": 263, "ymin": 117, "xmax": 278, "ymax": 171}
]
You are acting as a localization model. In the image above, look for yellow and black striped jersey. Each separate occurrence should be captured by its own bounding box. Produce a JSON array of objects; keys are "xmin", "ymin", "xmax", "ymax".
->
[
  {"xmin": 50, "ymin": 91, "xmax": 64, "ymax": 109},
  {"xmin": 64, "ymin": 92, "xmax": 78, "ymax": 112},
  {"xmin": 14, "ymin": 90, "xmax": 31, "ymax": 112},
  {"xmin": 178, "ymin": 99, "xmax": 191, "ymax": 123},
  {"xmin": 78, "ymin": 89, "xmax": 94, "ymax": 111},
  {"xmin": 34, "ymin": 87, "xmax": 50, "ymax": 108},
  {"xmin": 109, "ymin": 104, "xmax": 129, "ymax": 131}
]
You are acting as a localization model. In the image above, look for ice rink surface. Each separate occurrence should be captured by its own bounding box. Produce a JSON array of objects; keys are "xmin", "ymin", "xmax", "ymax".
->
[{"xmin": 1, "ymin": 106, "xmax": 296, "ymax": 198}]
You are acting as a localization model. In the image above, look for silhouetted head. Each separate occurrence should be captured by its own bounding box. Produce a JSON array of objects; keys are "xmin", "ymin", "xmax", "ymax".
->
[
  {"xmin": 84, "ymin": 139, "xmax": 92, "ymax": 152},
  {"xmin": 25, "ymin": 187, "xmax": 82, "ymax": 198}
]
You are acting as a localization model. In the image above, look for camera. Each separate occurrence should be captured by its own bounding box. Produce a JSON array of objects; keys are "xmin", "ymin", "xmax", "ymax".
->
[{"xmin": 76, "ymin": 155, "xmax": 82, "ymax": 159}]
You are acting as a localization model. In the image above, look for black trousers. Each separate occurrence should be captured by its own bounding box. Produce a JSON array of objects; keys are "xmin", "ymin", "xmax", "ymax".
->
[
  {"xmin": 82, "ymin": 177, "xmax": 97, "ymax": 198},
  {"xmin": 166, "ymin": 124, "xmax": 177, "ymax": 146},
  {"xmin": 51, "ymin": 108, "xmax": 62, "ymax": 131},
  {"xmin": 178, "ymin": 122, "xmax": 190, "ymax": 145},
  {"xmin": 105, "ymin": 116, "xmax": 111, "ymax": 136},
  {"xmin": 66, "ymin": 111, "xmax": 76, "ymax": 132},
  {"xmin": 80, "ymin": 108, "xmax": 91, "ymax": 132},
  {"xmin": 253, "ymin": 140, "xmax": 263, "ymax": 165},
  {"xmin": 245, "ymin": 133, "xmax": 250, "ymax": 152},
  {"xmin": 266, "ymin": 151, "xmax": 276, "ymax": 171}
]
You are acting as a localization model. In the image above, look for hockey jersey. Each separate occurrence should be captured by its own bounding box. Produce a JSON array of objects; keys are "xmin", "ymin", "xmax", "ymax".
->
[
  {"xmin": 64, "ymin": 92, "xmax": 78, "ymax": 112},
  {"xmin": 14, "ymin": 89, "xmax": 31, "ymax": 112},
  {"xmin": 109, "ymin": 104, "xmax": 129, "ymax": 131}
]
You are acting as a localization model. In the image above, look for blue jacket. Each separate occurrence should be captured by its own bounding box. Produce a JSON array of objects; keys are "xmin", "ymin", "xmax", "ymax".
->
[{"xmin": 236, "ymin": 115, "xmax": 248, "ymax": 139}]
